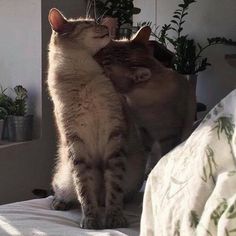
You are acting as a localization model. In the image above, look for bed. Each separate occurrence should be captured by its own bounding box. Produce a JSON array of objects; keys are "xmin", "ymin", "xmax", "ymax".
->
[
  {"xmin": 141, "ymin": 89, "xmax": 236, "ymax": 236},
  {"xmin": 0, "ymin": 195, "xmax": 142, "ymax": 236},
  {"xmin": 1, "ymin": 89, "xmax": 236, "ymax": 236}
]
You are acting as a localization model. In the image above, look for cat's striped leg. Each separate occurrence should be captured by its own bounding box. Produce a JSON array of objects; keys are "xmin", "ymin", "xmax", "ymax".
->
[
  {"xmin": 104, "ymin": 152, "xmax": 128, "ymax": 228},
  {"xmin": 69, "ymin": 140, "xmax": 103, "ymax": 229}
]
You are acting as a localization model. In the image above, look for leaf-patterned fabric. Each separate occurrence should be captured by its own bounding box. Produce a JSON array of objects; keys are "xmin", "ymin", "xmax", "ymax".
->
[{"xmin": 140, "ymin": 89, "xmax": 236, "ymax": 236}]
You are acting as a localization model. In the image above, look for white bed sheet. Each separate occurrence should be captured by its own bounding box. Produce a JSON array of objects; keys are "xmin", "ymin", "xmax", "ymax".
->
[
  {"xmin": 0, "ymin": 196, "xmax": 142, "ymax": 236},
  {"xmin": 141, "ymin": 89, "xmax": 236, "ymax": 236}
]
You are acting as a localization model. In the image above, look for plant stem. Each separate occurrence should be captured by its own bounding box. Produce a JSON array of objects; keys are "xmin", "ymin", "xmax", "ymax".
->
[
  {"xmin": 195, "ymin": 42, "xmax": 219, "ymax": 59},
  {"xmin": 177, "ymin": 6, "xmax": 185, "ymax": 38},
  {"xmin": 194, "ymin": 41, "xmax": 226, "ymax": 71}
]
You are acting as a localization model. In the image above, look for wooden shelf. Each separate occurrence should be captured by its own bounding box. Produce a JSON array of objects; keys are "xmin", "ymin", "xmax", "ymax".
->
[{"xmin": 225, "ymin": 54, "xmax": 236, "ymax": 68}]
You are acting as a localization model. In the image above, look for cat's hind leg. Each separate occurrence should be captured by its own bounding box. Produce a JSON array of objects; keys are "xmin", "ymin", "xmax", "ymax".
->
[{"xmin": 51, "ymin": 146, "xmax": 77, "ymax": 211}]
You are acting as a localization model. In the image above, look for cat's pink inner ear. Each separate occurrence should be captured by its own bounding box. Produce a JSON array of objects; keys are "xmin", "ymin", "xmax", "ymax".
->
[
  {"xmin": 48, "ymin": 8, "xmax": 67, "ymax": 33},
  {"xmin": 132, "ymin": 26, "xmax": 151, "ymax": 43}
]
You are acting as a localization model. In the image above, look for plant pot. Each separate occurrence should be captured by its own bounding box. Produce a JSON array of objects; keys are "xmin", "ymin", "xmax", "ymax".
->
[
  {"xmin": 2, "ymin": 118, "xmax": 9, "ymax": 140},
  {"xmin": 0, "ymin": 119, "xmax": 4, "ymax": 140},
  {"xmin": 7, "ymin": 115, "xmax": 33, "ymax": 142}
]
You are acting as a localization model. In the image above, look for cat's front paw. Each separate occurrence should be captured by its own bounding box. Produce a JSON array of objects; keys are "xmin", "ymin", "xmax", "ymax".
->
[
  {"xmin": 105, "ymin": 210, "xmax": 128, "ymax": 229},
  {"xmin": 80, "ymin": 216, "xmax": 103, "ymax": 229},
  {"xmin": 50, "ymin": 197, "xmax": 73, "ymax": 211}
]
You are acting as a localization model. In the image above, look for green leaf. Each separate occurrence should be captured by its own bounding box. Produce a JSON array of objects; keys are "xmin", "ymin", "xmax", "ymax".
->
[
  {"xmin": 197, "ymin": 43, "xmax": 202, "ymax": 50},
  {"xmin": 171, "ymin": 27, "xmax": 178, "ymax": 32},
  {"xmin": 166, "ymin": 37, "xmax": 176, "ymax": 45},
  {"xmin": 171, "ymin": 20, "xmax": 179, "ymax": 25},
  {"xmin": 173, "ymin": 15, "xmax": 181, "ymax": 20},
  {"xmin": 0, "ymin": 92, "xmax": 15, "ymax": 115},
  {"xmin": 0, "ymin": 107, "xmax": 8, "ymax": 120},
  {"xmin": 174, "ymin": 10, "xmax": 181, "ymax": 15},
  {"xmin": 173, "ymin": 14, "xmax": 180, "ymax": 19}
]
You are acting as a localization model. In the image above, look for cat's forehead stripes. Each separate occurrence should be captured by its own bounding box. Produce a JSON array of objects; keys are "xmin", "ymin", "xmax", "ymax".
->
[
  {"xmin": 64, "ymin": 19, "xmax": 103, "ymax": 39},
  {"xmin": 51, "ymin": 17, "xmax": 96, "ymax": 37}
]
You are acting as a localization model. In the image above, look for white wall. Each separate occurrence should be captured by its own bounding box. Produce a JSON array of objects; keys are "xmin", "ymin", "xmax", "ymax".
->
[
  {"xmin": 134, "ymin": 0, "xmax": 236, "ymax": 111},
  {"xmin": 0, "ymin": 0, "xmax": 86, "ymax": 204},
  {"xmin": 0, "ymin": 0, "xmax": 41, "ymax": 137}
]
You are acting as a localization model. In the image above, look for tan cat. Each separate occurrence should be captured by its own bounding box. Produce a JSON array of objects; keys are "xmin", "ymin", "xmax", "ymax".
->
[
  {"xmin": 95, "ymin": 26, "xmax": 196, "ymax": 163},
  {"xmin": 47, "ymin": 9, "xmax": 146, "ymax": 229}
]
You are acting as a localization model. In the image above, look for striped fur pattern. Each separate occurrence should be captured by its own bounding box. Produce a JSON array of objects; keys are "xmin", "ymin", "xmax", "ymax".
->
[{"xmin": 47, "ymin": 9, "xmax": 146, "ymax": 229}]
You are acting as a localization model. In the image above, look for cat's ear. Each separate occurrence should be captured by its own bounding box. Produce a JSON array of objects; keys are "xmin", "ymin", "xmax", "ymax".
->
[
  {"xmin": 132, "ymin": 26, "xmax": 151, "ymax": 43},
  {"xmin": 131, "ymin": 67, "xmax": 151, "ymax": 83},
  {"xmin": 48, "ymin": 8, "xmax": 68, "ymax": 33}
]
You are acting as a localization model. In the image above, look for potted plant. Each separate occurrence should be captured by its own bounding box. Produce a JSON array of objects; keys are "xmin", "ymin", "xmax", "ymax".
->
[
  {"xmin": 86, "ymin": 0, "xmax": 141, "ymax": 39},
  {"xmin": 7, "ymin": 85, "xmax": 33, "ymax": 142},
  {"xmin": 137, "ymin": 0, "xmax": 235, "ymax": 116},
  {"xmin": 0, "ymin": 107, "xmax": 7, "ymax": 140},
  {"xmin": 141, "ymin": 0, "xmax": 236, "ymax": 116},
  {"xmin": 0, "ymin": 85, "xmax": 15, "ymax": 140},
  {"xmin": 0, "ymin": 86, "xmax": 14, "ymax": 114},
  {"xmin": 151, "ymin": 0, "xmax": 236, "ymax": 80}
]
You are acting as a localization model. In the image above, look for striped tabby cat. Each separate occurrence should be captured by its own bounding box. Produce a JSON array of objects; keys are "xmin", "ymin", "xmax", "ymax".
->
[{"xmin": 47, "ymin": 9, "xmax": 146, "ymax": 229}]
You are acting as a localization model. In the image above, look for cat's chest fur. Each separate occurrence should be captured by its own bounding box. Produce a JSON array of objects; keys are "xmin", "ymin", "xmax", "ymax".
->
[{"xmin": 48, "ymin": 53, "xmax": 125, "ymax": 156}]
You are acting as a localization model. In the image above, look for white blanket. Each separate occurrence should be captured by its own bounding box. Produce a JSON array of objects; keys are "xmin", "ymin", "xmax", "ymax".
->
[
  {"xmin": 141, "ymin": 89, "xmax": 236, "ymax": 236},
  {"xmin": 0, "ymin": 196, "xmax": 142, "ymax": 236}
]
